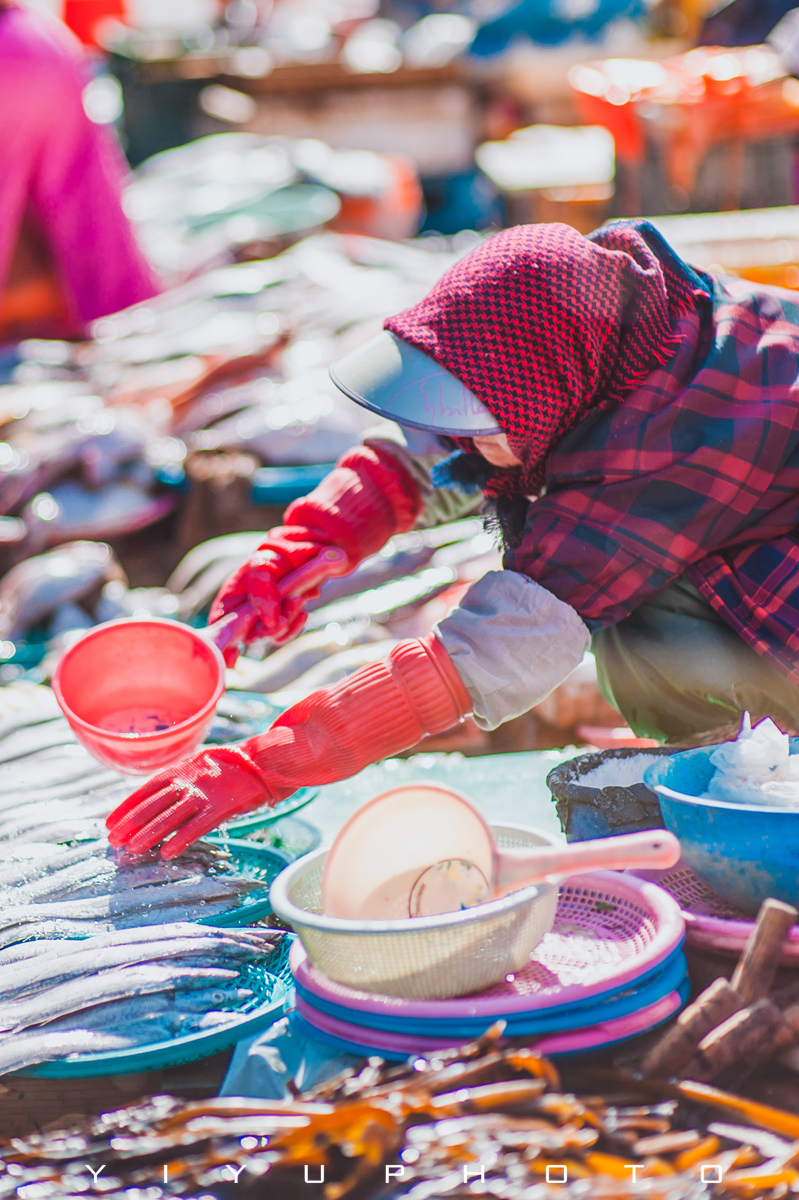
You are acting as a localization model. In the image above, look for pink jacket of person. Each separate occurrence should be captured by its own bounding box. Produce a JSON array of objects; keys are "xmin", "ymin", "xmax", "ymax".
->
[{"xmin": 0, "ymin": 2, "xmax": 159, "ymax": 340}]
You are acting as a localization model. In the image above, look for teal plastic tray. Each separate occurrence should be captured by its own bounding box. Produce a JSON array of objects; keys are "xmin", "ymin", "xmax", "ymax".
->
[
  {"xmin": 215, "ymin": 786, "xmax": 319, "ymax": 838},
  {"xmin": 19, "ymin": 925, "xmax": 297, "ymax": 1080},
  {"xmin": 22, "ymin": 970, "xmax": 288, "ymax": 1079},
  {"xmin": 197, "ymin": 839, "xmax": 293, "ymax": 927}
]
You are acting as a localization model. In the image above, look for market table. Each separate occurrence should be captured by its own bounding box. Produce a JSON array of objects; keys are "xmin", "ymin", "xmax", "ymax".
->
[{"xmin": 0, "ymin": 748, "xmax": 575, "ymax": 1138}]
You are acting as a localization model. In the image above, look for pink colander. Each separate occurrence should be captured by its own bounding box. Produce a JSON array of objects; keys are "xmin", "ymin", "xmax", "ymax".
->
[{"xmin": 631, "ymin": 859, "xmax": 799, "ymax": 965}]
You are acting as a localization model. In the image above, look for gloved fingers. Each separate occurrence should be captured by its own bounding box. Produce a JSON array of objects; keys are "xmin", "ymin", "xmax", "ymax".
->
[
  {"xmin": 208, "ymin": 564, "xmax": 251, "ymax": 625},
  {"xmin": 215, "ymin": 605, "xmax": 261, "ymax": 667},
  {"xmin": 271, "ymin": 605, "xmax": 308, "ymax": 646},
  {"xmin": 249, "ymin": 590, "xmax": 285, "ymax": 637},
  {"xmin": 159, "ymin": 808, "xmax": 219, "ymax": 859},
  {"xmin": 106, "ymin": 784, "xmax": 190, "ymax": 847},
  {"xmin": 222, "ymin": 643, "xmax": 240, "ymax": 669},
  {"xmin": 106, "ymin": 773, "xmax": 180, "ymax": 834},
  {"xmin": 126, "ymin": 794, "xmax": 202, "ymax": 857}
]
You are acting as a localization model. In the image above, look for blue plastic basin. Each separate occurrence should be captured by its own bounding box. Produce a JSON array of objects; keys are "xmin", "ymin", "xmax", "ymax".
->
[{"xmin": 644, "ymin": 740, "xmax": 799, "ymax": 916}]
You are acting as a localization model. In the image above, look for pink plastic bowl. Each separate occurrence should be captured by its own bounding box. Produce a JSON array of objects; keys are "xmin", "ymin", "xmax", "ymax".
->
[{"xmin": 52, "ymin": 618, "xmax": 225, "ymax": 775}]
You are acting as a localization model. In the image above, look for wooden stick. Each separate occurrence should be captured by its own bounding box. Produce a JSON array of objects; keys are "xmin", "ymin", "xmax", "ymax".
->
[
  {"xmin": 731, "ymin": 899, "xmax": 798, "ymax": 1005},
  {"xmin": 640, "ymin": 978, "xmax": 744, "ymax": 1079},
  {"xmin": 682, "ymin": 999, "xmax": 797, "ymax": 1081}
]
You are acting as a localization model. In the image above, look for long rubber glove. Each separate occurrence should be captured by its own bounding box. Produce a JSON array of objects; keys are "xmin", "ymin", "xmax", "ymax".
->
[
  {"xmin": 106, "ymin": 635, "xmax": 471, "ymax": 859},
  {"xmin": 209, "ymin": 445, "xmax": 421, "ymax": 662}
]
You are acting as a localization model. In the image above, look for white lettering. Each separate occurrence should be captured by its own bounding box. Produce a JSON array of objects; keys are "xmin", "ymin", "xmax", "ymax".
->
[
  {"xmin": 546, "ymin": 1165, "xmax": 568, "ymax": 1183},
  {"xmin": 305, "ymin": 1165, "xmax": 325, "ymax": 1183},
  {"xmin": 222, "ymin": 1165, "xmax": 246, "ymax": 1182},
  {"xmin": 463, "ymin": 1163, "xmax": 486, "ymax": 1183},
  {"xmin": 701, "ymin": 1165, "xmax": 723, "ymax": 1183},
  {"xmin": 385, "ymin": 1165, "xmax": 405, "ymax": 1181},
  {"xmin": 625, "ymin": 1165, "xmax": 643, "ymax": 1182},
  {"xmin": 163, "ymin": 1165, "xmax": 168, "ymax": 1184},
  {"xmin": 86, "ymin": 1167, "xmax": 105, "ymax": 1185}
]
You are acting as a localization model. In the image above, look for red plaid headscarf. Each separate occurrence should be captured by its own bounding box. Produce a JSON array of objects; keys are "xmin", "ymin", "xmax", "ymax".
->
[{"xmin": 385, "ymin": 220, "xmax": 709, "ymax": 501}]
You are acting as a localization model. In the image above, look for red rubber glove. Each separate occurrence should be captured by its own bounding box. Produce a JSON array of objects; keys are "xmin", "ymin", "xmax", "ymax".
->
[
  {"xmin": 106, "ymin": 635, "xmax": 471, "ymax": 859},
  {"xmin": 209, "ymin": 445, "xmax": 421, "ymax": 662}
]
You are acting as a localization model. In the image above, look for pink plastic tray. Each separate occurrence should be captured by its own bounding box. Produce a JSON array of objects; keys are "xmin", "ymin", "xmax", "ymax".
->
[
  {"xmin": 290, "ymin": 871, "xmax": 685, "ymax": 1018},
  {"xmin": 295, "ymin": 988, "xmax": 684, "ymax": 1058},
  {"xmin": 631, "ymin": 860, "xmax": 799, "ymax": 964}
]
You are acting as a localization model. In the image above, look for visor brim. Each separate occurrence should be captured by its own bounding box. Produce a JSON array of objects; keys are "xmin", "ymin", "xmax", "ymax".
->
[{"xmin": 329, "ymin": 331, "xmax": 500, "ymax": 437}]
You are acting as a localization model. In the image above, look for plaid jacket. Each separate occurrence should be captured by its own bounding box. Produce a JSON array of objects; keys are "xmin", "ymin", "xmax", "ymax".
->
[{"xmin": 506, "ymin": 273, "xmax": 799, "ymax": 686}]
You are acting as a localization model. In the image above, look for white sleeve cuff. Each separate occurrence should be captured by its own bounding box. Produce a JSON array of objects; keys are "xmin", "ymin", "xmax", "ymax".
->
[{"xmin": 435, "ymin": 570, "xmax": 592, "ymax": 731}]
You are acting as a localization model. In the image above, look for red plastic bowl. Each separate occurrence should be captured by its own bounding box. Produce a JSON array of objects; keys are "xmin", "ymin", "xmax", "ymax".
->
[{"xmin": 52, "ymin": 618, "xmax": 225, "ymax": 775}]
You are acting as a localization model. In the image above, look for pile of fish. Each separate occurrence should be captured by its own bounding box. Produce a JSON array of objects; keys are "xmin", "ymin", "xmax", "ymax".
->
[
  {"xmin": 0, "ymin": 691, "xmax": 274, "ymax": 937},
  {"xmin": 2, "ymin": 1025, "xmax": 798, "ymax": 1197},
  {"xmin": 0, "ymin": 923, "xmax": 281, "ymax": 1075},
  {"xmin": 0, "ymin": 688, "xmax": 288, "ymax": 1073},
  {"xmin": 0, "ymin": 505, "xmax": 498, "ymax": 690},
  {"xmin": 0, "ymin": 226, "xmax": 480, "ymax": 669},
  {"xmin": 122, "ymin": 133, "xmax": 426, "ymax": 282}
]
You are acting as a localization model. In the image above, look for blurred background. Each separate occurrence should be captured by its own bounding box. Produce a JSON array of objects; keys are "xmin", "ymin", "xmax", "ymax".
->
[{"xmin": 3, "ymin": 0, "xmax": 799, "ymax": 756}]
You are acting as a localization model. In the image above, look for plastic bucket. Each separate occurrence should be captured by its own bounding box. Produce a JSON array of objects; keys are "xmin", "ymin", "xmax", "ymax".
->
[{"xmin": 52, "ymin": 618, "xmax": 225, "ymax": 775}]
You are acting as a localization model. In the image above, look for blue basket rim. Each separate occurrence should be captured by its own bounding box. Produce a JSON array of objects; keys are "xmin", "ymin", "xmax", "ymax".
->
[{"xmin": 645, "ymin": 738, "xmax": 799, "ymax": 815}]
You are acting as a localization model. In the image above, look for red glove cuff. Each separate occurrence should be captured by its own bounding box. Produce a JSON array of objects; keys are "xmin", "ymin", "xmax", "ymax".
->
[
  {"xmin": 281, "ymin": 444, "xmax": 422, "ymax": 566},
  {"xmin": 246, "ymin": 635, "xmax": 472, "ymax": 789}
]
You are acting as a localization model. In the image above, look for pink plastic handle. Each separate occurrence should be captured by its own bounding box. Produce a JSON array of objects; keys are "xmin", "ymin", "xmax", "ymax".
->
[
  {"xmin": 204, "ymin": 546, "xmax": 350, "ymax": 655},
  {"xmin": 276, "ymin": 546, "xmax": 348, "ymax": 599},
  {"xmin": 494, "ymin": 830, "xmax": 681, "ymax": 895}
]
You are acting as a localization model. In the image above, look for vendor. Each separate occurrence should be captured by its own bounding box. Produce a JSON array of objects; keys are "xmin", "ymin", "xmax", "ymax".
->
[
  {"xmin": 0, "ymin": 1, "xmax": 158, "ymax": 341},
  {"xmin": 108, "ymin": 219, "xmax": 799, "ymax": 857}
]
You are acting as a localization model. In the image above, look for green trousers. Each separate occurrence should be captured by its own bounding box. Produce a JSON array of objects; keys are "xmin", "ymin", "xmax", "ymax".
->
[{"xmin": 592, "ymin": 576, "xmax": 799, "ymax": 743}]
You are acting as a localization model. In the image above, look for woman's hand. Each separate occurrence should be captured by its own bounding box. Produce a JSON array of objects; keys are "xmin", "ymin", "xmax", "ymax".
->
[{"xmin": 106, "ymin": 744, "xmax": 282, "ymax": 859}]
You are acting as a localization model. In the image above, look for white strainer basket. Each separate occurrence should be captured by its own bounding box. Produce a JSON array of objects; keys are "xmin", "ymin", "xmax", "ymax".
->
[{"xmin": 269, "ymin": 824, "xmax": 560, "ymax": 1000}]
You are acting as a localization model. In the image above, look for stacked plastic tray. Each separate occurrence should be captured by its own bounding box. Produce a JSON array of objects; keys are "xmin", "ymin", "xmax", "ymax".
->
[{"xmin": 291, "ymin": 871, "xmax": 688, "ymax": 1061}]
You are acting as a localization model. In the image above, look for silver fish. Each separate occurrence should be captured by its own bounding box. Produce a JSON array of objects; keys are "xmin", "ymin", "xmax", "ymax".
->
[
  {"xmin": 0, "ymin": 921, "xmax": 273, "ymax": 960},
  {"xmin": 2, "ymin": 857, "xmax": 118, "ymax": 904},
  {"xmin": 0, "ymin": 541, "xmax": 124, "ymax": 639},
  {"xmin": 228, "ymin": 621, "xmax": 390, "ymax": 694},
  {"xmin": 0, "ymin": 936, "xmax": 263, "ymax": 1002},
  {"xmin": 4, "ymin": 819, "xmax": 106, "ymax": 845},
  {"xmin": 0, "ymin": 840, "xmax": 107, "ymax": 889},
  {"xmin": 0, "ymin": 905, "xmax": 238, "ymax": 948},
  {"xmin": 0, "ymin": 718, "xmax": 75, "ymax": 766},
  {"xmin": 274, "ymin": 640, "xmax": 401, "ymax": 703},
  {"xmin": 166, "ymin": 530, "xmax": 267, "ymax": 596},
  {"xmin": 0, "ymin": 963, "xmax": 240, "ymax": 1033},
  {"xmin": 0, "ymin": 1025, "xmax": 172, "ymax": 1075},
  {"xmin": 22, "ymin": 481, "xmax": 176, "ymax": 552},
  {"xmin": 0, "ymin": 876, "xmax": 258, "ymax": 932},
  {"xmin": 35, "ymin": 994, "xmax": 173, "ymax": 1028},
  {"xmin": 305, "ymin": 565, "xmax": 458, "ymax": 631},
  {"xmin": 0, "ymin": 743, "xmax": 115, "ymax": 797},
  {"xmin": 173, "ymin": 986, "xmax": 255, "ymax": 1011}
]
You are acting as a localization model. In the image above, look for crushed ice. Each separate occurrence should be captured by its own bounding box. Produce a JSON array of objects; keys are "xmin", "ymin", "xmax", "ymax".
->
[{"xmin": 705, "ymin": 713, "xmax": 799, "ymax": 806}]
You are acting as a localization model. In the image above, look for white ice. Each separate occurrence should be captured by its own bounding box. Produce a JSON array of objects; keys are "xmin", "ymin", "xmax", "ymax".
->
[{"xmin": 704, "ymin": 713, "xmax": 799, "ymax": 806}]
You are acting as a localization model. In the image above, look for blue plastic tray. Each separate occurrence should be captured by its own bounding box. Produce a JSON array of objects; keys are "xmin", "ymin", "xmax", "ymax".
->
[
  {"xmin": 294, "ymin": 947, "xmax": 688, "ymax": 1040},
  {"xmin": 156, "ymin": 461, "xmax": 336, "ymax": 506},
  {"xmin": 291, "ymin": 976, "xmax": 691, "ymax": 1063}
]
